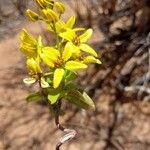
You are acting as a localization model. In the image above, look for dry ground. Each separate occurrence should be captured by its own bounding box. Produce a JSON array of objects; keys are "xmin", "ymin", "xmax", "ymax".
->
[{"xmin": 0, "ymin": 0, "xmax": 150, "ymax": 150}]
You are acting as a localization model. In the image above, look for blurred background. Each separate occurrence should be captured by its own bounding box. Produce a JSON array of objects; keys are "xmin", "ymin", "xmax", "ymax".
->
[{"xmin": 0, "ymin": 0, "xmax": 150, "ymax": 149}]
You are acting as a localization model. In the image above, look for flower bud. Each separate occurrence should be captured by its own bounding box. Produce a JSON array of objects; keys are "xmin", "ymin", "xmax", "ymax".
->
[
  {"xmin": 27, "ymin": 58, "xmax": 42, "ymax": 75},
  {"xmin": 55, "ymin": 2, "xmax": 65, "ymax": 14},
  {"xmin": 35, "ymin": 0, "xmax": 54, "ymax": 9},
  {"xmin": 44, "ymin": 0, "xmax": 54, "ymax": 8},
  {"xmin": 20, "ymin": 29, "xmax": 37, "ymax": 45},
  {"xmin": 34, "ymin": 0, "xmax": 46, "ymax": 9},
  {"xmin": 20, "ymin": 29, "xmax": 38, "ymax": 57},
  {"xmin": 26, "ymin": 9, "xmax": 39, "ymax": 22},
  {"xmin": 42, "ymin": 9, "xmax": 59, "ymax": 22}
]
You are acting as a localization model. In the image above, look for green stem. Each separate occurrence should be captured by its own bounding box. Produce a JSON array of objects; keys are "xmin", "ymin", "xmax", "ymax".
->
[
  {"xmin": 38, "ymin": 79, "xmax": 53, "ymax": 111},
  {"xmin": 53, "ymin": 23, "xmax": 59, "ymax": 49}
]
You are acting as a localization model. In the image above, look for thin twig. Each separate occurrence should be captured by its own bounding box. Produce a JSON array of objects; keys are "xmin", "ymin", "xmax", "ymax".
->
[
  {"xmin": 55, "ymin": 100, "xmax": 77, "ymax": 150},
  {"xmin": 125, "ymin": 86, "xmax": 150, "ymax": 94},
  {"xmin": 137, "ymin": 41, "xmax": 150, "ymax": 98}
]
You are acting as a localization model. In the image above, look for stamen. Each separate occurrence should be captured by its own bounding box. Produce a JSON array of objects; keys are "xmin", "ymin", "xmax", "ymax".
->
[
  {"xmin": 72, "ymin": 36, "xmax": 80, "ymax": 46},
  {"xmin": 54, "ymin": 58, "xmax": 64, "ymax": 68}
]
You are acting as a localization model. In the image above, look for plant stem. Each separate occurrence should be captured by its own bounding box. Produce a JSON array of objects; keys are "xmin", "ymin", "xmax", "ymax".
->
[
  {"xmin": 53, "ymin": 23, "xmax": 59, "ymax": 49},
  {"xmin": 55, "ymin": 100, "xmax": 77, "ymax": 150},
  {"xmin": 37, "ymin": 67, "xmax": 77, "ymax": 150}
]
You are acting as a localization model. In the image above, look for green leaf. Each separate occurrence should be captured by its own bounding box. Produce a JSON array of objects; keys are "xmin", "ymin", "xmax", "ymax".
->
[
  {"xmin": 65, "ymin": 82, "xmax": 81, "ymax": 91},
  {"xmin": 65, "ymin": 90, "xmax": 95, "ymax": 110},
  {"xmin": 45, "ymin": 77, "xmax": 52, "ymax": 84},
  {"xmin": 26, "ymin": 92, "xmax": 43, "ymax": 103},
  {"xmin": 65, "ymin": 70, "xmax": 77, "ymax": 81},
  {"xmin": 82, "ymin": 91, "xmax": 95, "ymax": 109},
  {"xmin": 48, "ymin": 88, "xmax": 62, "ymax": 104}
]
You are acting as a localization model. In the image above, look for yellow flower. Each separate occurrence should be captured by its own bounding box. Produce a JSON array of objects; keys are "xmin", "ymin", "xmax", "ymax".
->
[
  {"xmin": 48, "ymin": 16, "xmax": 84, "ymax": 34},
  {"xmin": 59, "ymin": 28, "xmax": 98, "ymax": 57},
  {"xmin": 26, "ymin": 58, "xmax": 42, "ymax": 75},
  {"xmin": 23, "ymin": 58, "xmax": 49, "ymax": 88},
  {"xmin": 23, "ymin": 58, "xmax": 42, "ymax": 84},
  {"xmin": 20, "ymin": 29, "xmax": 42, "ymax": 58},
  {"xmin": 40, "ymin": 47, "xmax": 87, "ymax": 88}
]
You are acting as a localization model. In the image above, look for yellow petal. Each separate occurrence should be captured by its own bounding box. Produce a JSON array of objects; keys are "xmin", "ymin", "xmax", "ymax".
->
[
  {"xmin": 37, "ymin": 36, "xmax": 43, "ymax": 55},
  {"xmin": 59, "ymin": 29, "xmax": 75, "ymax": 41},
  {"xmin": 71, "ymin": 44, "xmax": 80, "ymax": 55},
  {"xmin": 73, "ymin": 28, "xmax": 85, "ymax": 32},
  {"xmin": 41, "ymin": 47, "xmax": 60, "ymax": 60},
  {"xmin": 40, "ymin": 53, "xmax": 55, "ymax": 68},
  {"xmin": 66, "ymin": 16, "xmax": 76, "ymax": 29},
  {"xmin": 79, "ymin": 29, "xmax": 93, "ymax": 43},
  {"xmin": 20, "ymin": 44, "xmax": 37, "ymax": 57},
  {"xmin": 62, "ymin": 42, "xmax": 73, "ymax": 61},
  {"xmin": 83, "ymin": 56, "xmax": 101, "ymax": 64},
  {"xmin": 65, "ymin": 61, "xmax": 87, "ymax": 71},
  {"xmin": 20, "ymin": 29, "xmax": 37, "ymax": 45},
  {"xmin": 55, "ymin": 2, "xmax": 65, "ymax": 14},
  {"xmin": 56, "ymin": 21, "xmax": 65, "ymax": 33},
  {"xmin": 26, "ymin": 58, "xmax": 42, "ymax": 74},
  {"xmin": 80, "ymin": 44, "xmax": 98, "ymax": 57},
  {"xmin": 53, "ymin": 68, "xmax": 65, "ymax": 88},
  {"xmin": 52, "ymin": 21, "xmax": 66, "ymax": 33},
  {"xmin": 37, "ymin": 36, "xmax": 43, "ymax": 48}
]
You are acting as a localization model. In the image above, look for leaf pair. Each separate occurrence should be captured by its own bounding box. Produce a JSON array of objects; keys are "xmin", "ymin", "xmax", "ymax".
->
[{"xmin": 26, "ymin": 83, "xmax": 95, "ymax": 110}]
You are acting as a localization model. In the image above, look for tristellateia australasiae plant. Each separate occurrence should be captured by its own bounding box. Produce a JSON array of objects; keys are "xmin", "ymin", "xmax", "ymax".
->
[{"xmin": 19, "ymin": 0, "xmax": 101, "ymax": 149}]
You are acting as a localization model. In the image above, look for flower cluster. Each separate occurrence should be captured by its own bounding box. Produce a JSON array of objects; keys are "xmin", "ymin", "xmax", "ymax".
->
[{"xmin": 20, "ymin": 0, "xmax": 101, "ymax": 109}]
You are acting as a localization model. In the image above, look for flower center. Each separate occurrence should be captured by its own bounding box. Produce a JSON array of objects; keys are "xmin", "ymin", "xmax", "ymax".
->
[
  {"xmin": 72, "ymin": 36, "xmax": 80, "ymax": 46},
  {"xmin": 54, "ymin": 58, "xmax": 64, "ymax": 68}
]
